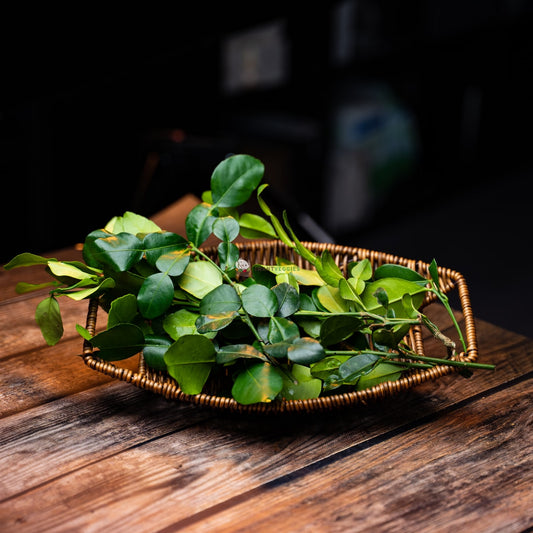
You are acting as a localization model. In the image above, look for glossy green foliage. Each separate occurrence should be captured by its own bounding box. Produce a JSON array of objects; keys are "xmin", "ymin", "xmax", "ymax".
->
[
  {"xmin": 5, "ymin": 153, "xmax": 487, "ymax": 406},
  {"xmin": 211, "ymin": 154, "xmax": 264, "ymax": 208},
  {"xmin": 143, "ymin": 335, "xmax": 173, "ymax": 371},
  {"xmin": 35, "ymin": 296, "xmax": 63, "ymax": 346},
  {"xmin": 279, "ymin": 364, "xmax": 322, "ymax": 400},
  {"xmin": 89, "ymin": 323, "xmax": 145, "ymax": 361},
  {"xmin": 164, "ymin": 335, "xmax": 216, "ymax": 395},
  {"xmin": 241, "ymin": 285, "xmax": 279, "ymax": 317},
  {"xmin": 231, "ymin": 362, "xmax": 283, "ymax": 405}
]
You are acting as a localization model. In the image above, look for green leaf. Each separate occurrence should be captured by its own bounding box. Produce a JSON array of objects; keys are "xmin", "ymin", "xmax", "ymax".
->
[
  {"xmin": 231, "ymin": 362, "xmax": 283, "ymax": 404},
  {"xmin": 251, "ymin": 265, "xmax": 277, "ymax": 288},
  {"xmin": 211, "ymin": 154, "xmax": 264, "ymax": 208},
  {"xmin": 216, "ymin": 343, "xmax": 268, "ymax": 364},
  {"xmin": 15, "ymin": 281, "xmax": 58, "ymax": 294},
  {"xmin": 241, "ymin": 284, "xmax": 279, "ymax": 317},
  {"xmin": 373, "ymin": 286, "xmax": 390, "ymax": 310},
  {"xmin": 263, "ymin": 341, "xmax": 291, "ymax": 359},
  {"xmin": 217, "ymin": 242, "xmax": 240, "ymax": 272},
  {"xmin": 310, "ymin": 355, "xmax": 351, "ymax": 380},
  {"xmin": 82, "ymin": 229, "xmax": 113, "ymax": 268},
  {"xmin": 291, "ymin": 268, "xmax": 326, "ymax": 286},
  {"xmin": 257, "ymin": 185, "xmax": 294, "ymax": 248},
  {"xmin": 143, "ymin": 232, "xmax": 188, "ymax": 266},
  {"xmin": 274, "ymin": 272, "xmax": 296, "ymax": 292},
  {"xmin": 256, "ymin": 184, "xmax": 272, "ymax": 216},
  {"xmin": 239, "ymin": 213, "xmax": 277, "ymax": 239},
  {"xmin": 319, "ymin": 315, "xmax": 363, "ymax": 346},
  {"xmin": 287, "ymin": 337, "xmax": 325, "ymax": 365},
  {"xmin": 163, "ymin": 309, "xmax": 215, "ymax": 340},
  {"xmin": 362, "ymin": 278, "xmax": 427, "ymax": 315},
  {"xmin": 35, "ymin": 296, "xmax": 63, "ymax": 345},
  {"xmin": 200, "ymin": 284, "xmax": 241, "ymax": 315},
  {"xmin": 356, "ymin": 362, "xmax": 405, "ymax": 390},
  {"xmin": 338, "ymin": 278, "xmax": 365, "ymax": 308},
  {"xmin": 141, "ymin": 335, "xmax": 172, "ymax": 371},
  {"xmin": 294, "ymin": 316, "xmax": 322, "ymax": 338},
  {"xmin": 3, "ymin": 252, "xmax": 54, "ymax": 269},
  {"xmin": 137, "ymin": 273, "xmax": 175, "ymax": 319},
  {"xmin": 213, "ymin": 216, "xmax": 240, "ymax": 242},
  {"xmin": 316, "ymin": 250, "xmax": 344, "ymax": 286},
  {"xmin": 185, "ymin": 203, "xmax": 216, "ymax": 246},
  {"xmin": 164, "ymin": 335, "xmax": 216, "ymax": 394},
  {"xmin": 429, "ymin": 259, "xmax": 440, "ymax": 287},
  {"xmin": 299, "ymin": 293, "xmax": 317, "ymax": 311},
  {"xmin": 107, "ymin": 293, "xmax": 138, "ymax": 328},
  {"xmin": 316, "ymin": 285, "xmax": 349, "ymax": 313},
  {"xmin": 47, "ymin": 261, "xmax": 95, "ymax": 281},
  {"xmin": 75, "ymin": 323, "xmax": 92, "ymax": 341},
  {"xmin": 271, "ymin": 282, "xmax": 300, "ymax": 317},
  {"xmin": 133, "ymin": 259, "xmax": 161, "ymax": 278},
  {"xmin": 90, "ymin": 232, "xmax": 144, "ymax": 272},
  {"xmin": 372, "ymin": 324, "xmax": 411, "ymax": 349},
  {"xmin": 201, "ymin": 190, "xmax": 213, "ymax": 203},
  {"xmin": 105, "ymin": 211, "xmax": 161, "ymax": 235},
  {"xmin": 196, "ymin": 311, "xmax": 240, "ymax": 333},
  {"xmin": 349, "ymin": 259, "xmax": 372, "ymax": 281},
  {"xmin": 338, "ymin": 353, "xmax": 380, "ymax": 384},
  {"xmin": 282, "ymin": 211, "xmax": 318, "ymax": 265},
  {"xmin": 155, "ymin": 248, "xmax": 191, "ymax": 277},
  {"xmin": 178, "ymin": 261, "xmax": 223, "ymax": 299},
  {"xmin": 89, "ymin": 323, "xmax": 145, "ymax": 361},
  {"xmin": 63, "ymin": 278, "xmax": 115, "ymax": 301},
  {"xmin": 400, "ymin": 293, "xmax": 421, "ymax": 319},
  {"xmin": 268, "ymin": 316, "xmax": 299, "ymax": 344},
  {"xmin": 374, "ymin": 264, "xmax": 427, "ymax": 284},
  {"xmin": 279, "ymin": 364, "xmax": 322, "ymax": 400}
]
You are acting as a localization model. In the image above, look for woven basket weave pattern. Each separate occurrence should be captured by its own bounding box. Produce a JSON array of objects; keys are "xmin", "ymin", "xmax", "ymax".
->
[{"xmin": 82, "ymin": 241, "xmax": 478, "ymax": 414}]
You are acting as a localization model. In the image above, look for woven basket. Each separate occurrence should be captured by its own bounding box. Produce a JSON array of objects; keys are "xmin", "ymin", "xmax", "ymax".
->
[{"xmin": 81, "ymin": 241, "xmax": 478, "ymax": 414}]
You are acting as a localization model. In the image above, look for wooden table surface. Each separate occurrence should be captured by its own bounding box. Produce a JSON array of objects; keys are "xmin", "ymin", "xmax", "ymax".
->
[{"xmin": 1, "ymin": 197, "xmax": 532, "ymax": 532}]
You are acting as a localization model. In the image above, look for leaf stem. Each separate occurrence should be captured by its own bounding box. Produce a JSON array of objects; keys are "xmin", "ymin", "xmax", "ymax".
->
[
  {"xmin": 324, "ymin": 349, "xmax": 495, "ymax": 371},
  {"xmin": 295, "ymin": 309, "xmax": 420, "ymax": 326},
  {"xmin": 428, "ymin": 286, "xmax": 467, "ymax": 353}
]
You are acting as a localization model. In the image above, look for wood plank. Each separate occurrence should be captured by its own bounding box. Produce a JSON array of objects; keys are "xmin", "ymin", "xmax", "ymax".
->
[
  {"xmin": 172, "ymin": 378, "xmax": 533, "ymax": 533},
  {"xmin": 1, "ymin": 374, "xmax": 530, "ymax": 532},
  {"xmin": 0, "ymin": 327, "xmax": 530, "ymax": 531},
  {"xmin": 0, "ymin": 337, "xmax": 137, "ymax": 418},
  {"xmin": 0, "ymin": 383, "xmax": 218, "ymax": 518}
]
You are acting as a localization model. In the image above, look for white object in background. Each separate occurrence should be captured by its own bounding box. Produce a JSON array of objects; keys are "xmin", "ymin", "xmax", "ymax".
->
[{"xmin": 222, "ymin": 20, "xmax": 289, "ymax": 94}]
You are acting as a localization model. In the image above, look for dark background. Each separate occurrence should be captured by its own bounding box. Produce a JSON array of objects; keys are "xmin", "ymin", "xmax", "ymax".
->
[{"xmin": 1, "ymin": 1, "xmax": 532, "ymax": 336}]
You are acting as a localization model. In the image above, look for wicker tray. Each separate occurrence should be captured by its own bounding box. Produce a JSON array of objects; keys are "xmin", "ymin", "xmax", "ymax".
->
[{"xmin": 81, "ymin": 241, "xmax": 478, "ymax": 414}]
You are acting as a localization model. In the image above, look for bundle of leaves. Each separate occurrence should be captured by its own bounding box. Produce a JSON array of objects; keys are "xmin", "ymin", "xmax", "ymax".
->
[{"xmin": 4, "ymin": 154, "xmax": 494, "ymax": 405}]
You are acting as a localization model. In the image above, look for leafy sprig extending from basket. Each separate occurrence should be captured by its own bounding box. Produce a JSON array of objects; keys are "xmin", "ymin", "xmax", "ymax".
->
[{"xmin": 4, "ymin": 154, "xmax": 494, "ymax": 404}]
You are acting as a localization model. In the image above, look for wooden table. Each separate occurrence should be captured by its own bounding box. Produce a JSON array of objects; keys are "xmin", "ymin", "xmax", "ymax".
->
[{"xmin": 1, "ymin": 198, "xmax": 532, "ymax": 532}]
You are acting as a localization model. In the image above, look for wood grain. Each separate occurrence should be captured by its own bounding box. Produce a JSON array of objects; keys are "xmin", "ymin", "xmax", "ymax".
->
[
  {"xmin": 0, "ymin": 326, "xmax": 530, "ymax": 532},
  {"xmin": 0, "ymin": 374, "xmax": 530, "ymax": 532},
  {"xmin": 172, "ymin": 378, "xmax": 532, "ymax": 533}
]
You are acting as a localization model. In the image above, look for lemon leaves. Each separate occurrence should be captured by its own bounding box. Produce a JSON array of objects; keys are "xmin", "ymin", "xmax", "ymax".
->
[
  {"xmin": 185, "ymin": 154, "xmax": 265, "ymax": 247},
  {"xmin": 5, "ymin": 253, "xmax": 114, "ymax": 345},
  {"xmin": 4, "ymin": 153, "xmax": 491, "ymax": 406},
  {"xmin": 192, "ymin": 279, "xmax": 324, "ymax": 404}
]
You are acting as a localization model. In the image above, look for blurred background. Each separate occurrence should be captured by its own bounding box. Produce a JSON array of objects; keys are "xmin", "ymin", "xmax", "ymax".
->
[{"xmin": 1, "ymin": 1, "xmax": 532, "ymax": 336}]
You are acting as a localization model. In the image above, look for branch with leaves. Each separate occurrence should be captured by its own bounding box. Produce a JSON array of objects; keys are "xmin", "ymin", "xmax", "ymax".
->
[{"xmin": 4, "ymin": 154, "xmax": 494, "ymax": 405}]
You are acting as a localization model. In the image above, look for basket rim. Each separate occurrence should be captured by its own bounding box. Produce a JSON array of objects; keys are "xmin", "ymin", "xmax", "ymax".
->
[{"xmin": 81, "ymin": 240, "xmax": 478, "ymax": 414}]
